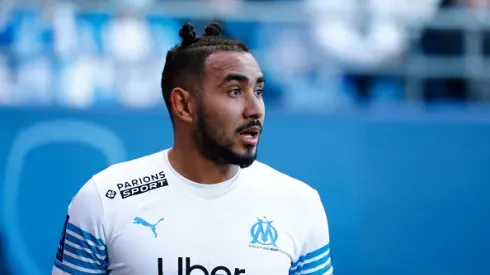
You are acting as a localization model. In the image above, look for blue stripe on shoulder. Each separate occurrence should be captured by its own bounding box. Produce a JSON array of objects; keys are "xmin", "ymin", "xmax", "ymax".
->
[
  {"xmin": 64, "ymin": 241, "xmax": 107, "ymax": 263},
  {"xmin": 303, "ymin": 244, "xmax": 330, "ymax": 262},
  {"xmin": 290, "ymin": 243, "xmax": 330, "ymax": 270},
  {"xmin": 289, "ymin": 244, "xmax": 330, "ymax": 274},
  {"xmin": 54, "ymin": 260, "xmax": 106, "ymax": 275},
  {"xmin": 67, "ymin": 223, "xmax": 105, "ymax": 247},
  {"xmin": 65, "ymin": 232, "xmax": 107, "ymax": 257},
  {"xmin": 306, "ymin": 262, "xmax": 333, "ymax": 275},
  {"xmin": 301, "ymin": 254, "xmax": 330, "ymax": 272},
  {"xmin": 62, "ymin": 253, "xmax": 105, "ymax": 271}
]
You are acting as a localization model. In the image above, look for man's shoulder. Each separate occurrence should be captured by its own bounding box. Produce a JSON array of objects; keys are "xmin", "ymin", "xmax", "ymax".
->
[
  {"xmin": 74, "ymin": 150, "xmax": 166, "ymax": 202},
  {"xmin": 244, "ymin": 161, "xmax": 319, "ymax": 198},
  {"xmin": 65, "ymin": 151, "xmax": 169, "ymax": 233},
  {"xmin": 92, "ymin": 151, "xmax": 165, "ymax": 187}
]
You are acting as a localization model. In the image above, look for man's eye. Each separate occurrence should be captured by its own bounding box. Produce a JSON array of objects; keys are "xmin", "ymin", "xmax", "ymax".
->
[{"xmin": 229, "ymin": 88, "xmax": 241, "ymax": 96}]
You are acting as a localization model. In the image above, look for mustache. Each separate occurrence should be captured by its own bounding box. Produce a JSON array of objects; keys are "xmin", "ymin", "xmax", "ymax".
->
[{"xmin": 236, "ymin": 120, "xmax": 262, "ymax": 133}]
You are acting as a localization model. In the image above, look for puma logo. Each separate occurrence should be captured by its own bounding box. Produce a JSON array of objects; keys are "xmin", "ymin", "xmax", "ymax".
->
[{"xmin": 133, "ymin": 217, "xmax": 165, "ymax": 238}]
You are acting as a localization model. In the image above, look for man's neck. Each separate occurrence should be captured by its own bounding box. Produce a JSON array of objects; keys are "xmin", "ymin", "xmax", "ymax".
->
[{"xmin": 168, "ymin": 145, "xmax": 239, "ymax": 185}]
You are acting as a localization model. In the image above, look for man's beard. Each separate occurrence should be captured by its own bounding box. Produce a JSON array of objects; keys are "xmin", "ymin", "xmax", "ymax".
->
[{"xmin": 192, "ymin": 107, "xmax": 259, "ymax": 169}]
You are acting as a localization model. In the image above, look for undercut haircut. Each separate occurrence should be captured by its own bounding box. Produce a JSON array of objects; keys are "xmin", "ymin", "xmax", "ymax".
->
[{"xmin": 161, "ymin": 22, "xmax": 250, "ymax": 121}]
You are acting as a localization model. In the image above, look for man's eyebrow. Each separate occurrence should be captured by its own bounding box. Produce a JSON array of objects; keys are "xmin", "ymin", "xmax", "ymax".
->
[
  {"xmin": 257, "ymin": 76, "xmax": 266, "ymax": 84},
  {"xmin": 219, "ymin": 74, "xmax": 266, "ymax": 86},
  {"xmin": 220, "ymin": 73, "xmax": 249, "ymax": 86}
]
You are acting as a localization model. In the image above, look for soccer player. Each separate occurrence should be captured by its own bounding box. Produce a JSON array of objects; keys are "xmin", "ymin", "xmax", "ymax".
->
[{"xmin": 52, "ymin": 22, "xmax": 334, "ymax": 275}]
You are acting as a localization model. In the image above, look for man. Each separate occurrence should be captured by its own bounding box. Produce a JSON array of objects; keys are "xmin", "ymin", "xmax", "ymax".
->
[{"xmin": 52, "ymin": 22, "xmax": 334, "ymax": 275}]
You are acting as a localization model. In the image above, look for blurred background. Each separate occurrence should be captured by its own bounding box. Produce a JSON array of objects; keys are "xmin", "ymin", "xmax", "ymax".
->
[{"xmin": 1, "ymin": 0, "xmax": 490, "ymax": 274}]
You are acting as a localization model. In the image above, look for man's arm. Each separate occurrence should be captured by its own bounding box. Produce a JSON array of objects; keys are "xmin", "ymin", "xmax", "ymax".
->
[
  {"xmin": 52, "ymin": 178, "xmax": 109, "ymax": 275},
  {"xmin": 289, "ymin": 191, "xmax": 333, "ymax": 275}
]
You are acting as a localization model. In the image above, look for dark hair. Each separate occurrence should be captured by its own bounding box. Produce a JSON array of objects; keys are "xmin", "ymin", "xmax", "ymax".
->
[{"xmin": 161, "ymin": 22, "xmax": 250, "ymax": 121}]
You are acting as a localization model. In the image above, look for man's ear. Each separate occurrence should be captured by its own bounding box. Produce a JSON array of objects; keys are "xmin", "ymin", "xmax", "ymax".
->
[{"xmin": 170, "ymin": 87, "xmax": 195, "ymax": 123}]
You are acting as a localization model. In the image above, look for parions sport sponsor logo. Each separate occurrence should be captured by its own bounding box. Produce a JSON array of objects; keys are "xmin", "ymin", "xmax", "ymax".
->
[{"xmin": 117, "ymin": 171, "xmax": 168, "ymax": 199}]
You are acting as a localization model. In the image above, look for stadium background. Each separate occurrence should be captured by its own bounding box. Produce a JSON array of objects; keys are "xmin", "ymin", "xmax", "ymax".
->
[{"xmin": 1, "ymin": 0, "xmax": 490, "ymax": 274}]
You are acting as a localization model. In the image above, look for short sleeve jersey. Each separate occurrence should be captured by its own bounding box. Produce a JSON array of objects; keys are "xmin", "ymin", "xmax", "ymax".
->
[{"xmin": 52, "ymin": 149, "xmax": 334, "ymax": 275}]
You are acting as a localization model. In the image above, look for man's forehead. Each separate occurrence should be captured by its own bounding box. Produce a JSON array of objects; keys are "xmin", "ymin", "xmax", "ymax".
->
[{"xmin": 205, "ymin": 51, "xmax": 262, "ymax": 78}]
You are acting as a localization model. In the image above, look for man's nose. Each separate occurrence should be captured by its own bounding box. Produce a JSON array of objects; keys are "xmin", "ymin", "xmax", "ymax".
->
[{"xmin": 243, "ymin": 91, "xmax": 264, "ymax": 120}]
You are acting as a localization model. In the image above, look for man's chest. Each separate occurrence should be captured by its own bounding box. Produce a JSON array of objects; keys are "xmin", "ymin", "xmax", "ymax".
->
[{"xmin": 106, "ymin": 202, "xmax": 297, "ymax": 275}]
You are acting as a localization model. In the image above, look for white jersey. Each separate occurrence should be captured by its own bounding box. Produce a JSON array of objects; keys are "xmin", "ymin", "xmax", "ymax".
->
[{"xmin": 52, "ymin": 149, "xmax": 334, "ymax": 275}]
